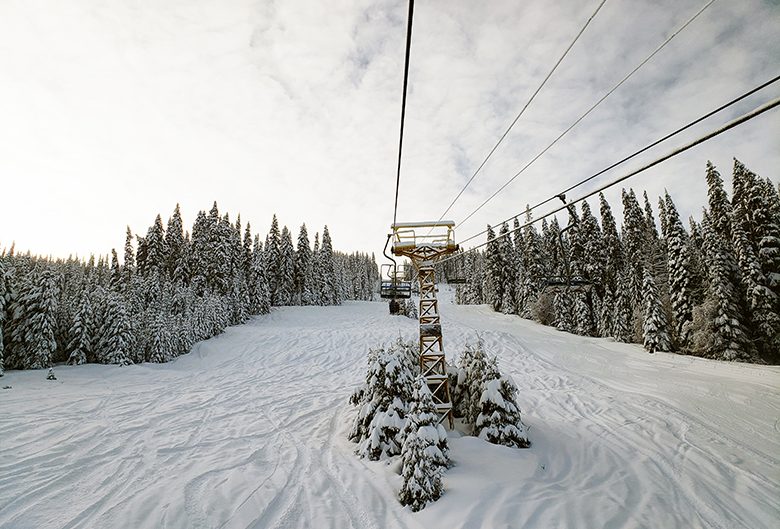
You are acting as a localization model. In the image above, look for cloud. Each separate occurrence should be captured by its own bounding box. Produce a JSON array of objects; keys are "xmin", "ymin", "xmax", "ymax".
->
[{"xmin": 0, "ymin": 0, "xmax": 777, "ymax": 260}]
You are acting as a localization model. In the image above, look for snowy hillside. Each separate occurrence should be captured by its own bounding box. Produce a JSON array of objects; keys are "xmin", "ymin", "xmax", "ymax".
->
[{"xmin": 1, "ymin": 291, "xmax": 778, "ymax": 529}]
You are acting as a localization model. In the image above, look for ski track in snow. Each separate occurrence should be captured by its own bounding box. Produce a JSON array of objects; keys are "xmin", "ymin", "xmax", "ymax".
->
[{"xmin": 1, "ymin": 292, "xmax": 778, "ymax": 529}]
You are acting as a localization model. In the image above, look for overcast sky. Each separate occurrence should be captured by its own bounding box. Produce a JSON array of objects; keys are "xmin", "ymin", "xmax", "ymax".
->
[{"xmin": 1, "ymin": 0, "xmax": 778, "ymax": 261}]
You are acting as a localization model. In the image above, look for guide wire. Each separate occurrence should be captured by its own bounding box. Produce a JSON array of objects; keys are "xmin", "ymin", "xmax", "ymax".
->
[
  {"xmin": 457, "ymin": 73, "xmax": 780, "ymax": 246},
  {"xmin": 437, "ymin": 95, "xmax": 780, "ymax": 266},
  {"xmin": 454, "ymin": 0, "xmax": 719, "ymax": 230}
]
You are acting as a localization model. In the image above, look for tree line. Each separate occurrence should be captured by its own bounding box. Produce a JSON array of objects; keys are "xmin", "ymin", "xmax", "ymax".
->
[
  {"xmin": 448, "ymin": 159, "xmax": 779, "ymax": 364},
  {"xmin": 0, "ymin": 202, "xmax": 379, "ymax": 374}
]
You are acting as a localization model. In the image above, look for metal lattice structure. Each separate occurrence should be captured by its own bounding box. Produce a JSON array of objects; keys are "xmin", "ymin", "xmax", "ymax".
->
[{"xmin": 390, "ymin": 221, "xmax": 459, "ymax": 428}]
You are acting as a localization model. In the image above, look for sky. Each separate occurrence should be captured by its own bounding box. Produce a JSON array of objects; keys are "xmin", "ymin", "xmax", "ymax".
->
[{"xmin": 1, "ymin": 0, "xmax": 778, "ymax": 261}]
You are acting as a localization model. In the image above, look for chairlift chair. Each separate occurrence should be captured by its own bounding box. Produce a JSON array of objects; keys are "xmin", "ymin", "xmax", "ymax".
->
[{"xmin": 380, "ymin": 263, "xmax": 412, "ymax": 300}]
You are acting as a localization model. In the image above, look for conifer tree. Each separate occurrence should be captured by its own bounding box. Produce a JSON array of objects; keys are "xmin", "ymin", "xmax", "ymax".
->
[
  {"xmin": 109, "ymin": 249, "xmax": 121, "ymax": 291},
  {"xmin": 621, "ymin": 188, "xmax": 647, "ymax": 305},
  {"xmin": 96, "ymin": 291, "xmax": 133, "ymax": 365},
  {"xmin": 475, "ymin": 358, "xmax": 530, "ymax": 448},
  {"xmin": 664, "ymin": 192, "xmax": 696, "ymax": 346},
  {"xmin": 14, "ymin": 267, "xmax": 60, "ymax": 369},
  {"xmin": 67, "ymin": 290, "xmax": 93, "ymax": 365},
  {"xmin": 732, "ymin": 202, "xmax": 780, "ymax": 358},
  {"xmin": 294, "ymin": 224, "xmax": 313, "ymax": 305},
  {"xmin": 266, "ymin": 215, "xmax": 281, "ymax": 305},
  {"xmin": 353, "ymin": 345, "xmax": 417, "ymax": 462},
  {"xmin": 554, "ymin": 290, "xmax": 575, "ymax": 333},
  {"xmin": 242, "ymin": 223, "xmax": 253, "ymax": 278},
  {"xmin": 320, "ymin": 226, "xmax": 339, "ymax": 305},
  {"xmin": 0, "ymin": 260, "xmax": 10, "ymax": 376},
  {"xmin": 123, "ymin": 227, "xmax": 135, "ymax": 284},
  {"xmin": 696, "ymin": 216, "xmax": 754, "ymax": 361},
  {"xmin": 597, "ymin": 288, "xmax": 614, "ymax": 337},
  {"xmin": 734, "ymin": 160, "xmax": 780, "ymax": 304},
  {"xmin": 612, "ymin": 270, "xmax": 634, "ymax": 343},
  {"xmin": 574, "ymin": 292, "xmax": 594, "ymax": 336},
  {"xmin": 599, "ymin": 193, "xmax": 623, "ymax": 294},
  {"xmin": 642, "ymin": 270, "xmax": 671, "ymax": 353},
  {"xmin": 484, "ymin": 225, "xmax": 503, "ymax": 312},
  {"xmin": 498, "ymin": 223, "xmax": 515, "ymax": 313},
  {"xmin": 144, "ymin": 214, "xmax": 167, "ymax": 277},
  {"xmin": 520, "ymin": 208, "xmax": 545, "ymax": 317},
  {"xmin": 277, "ymin": 226, "xmax": 295, "ymax": 306},
  {"xmin": 706, "ymin": 162, "xmax": 733, "ymax": 243},
  {"xmin": 398, "ymin": 377, "xmax": 448, "ymax": 512},
  {"xmin": 459, "ymin": 341, "xmax": 489, "ymax": 426},
  {"xmin": 579, "ymin": 201, "xmax": 604, "ymax": 289},
  {"xmin": 165, "ymin": 204, "xmax": 184, "ymax": 280}
]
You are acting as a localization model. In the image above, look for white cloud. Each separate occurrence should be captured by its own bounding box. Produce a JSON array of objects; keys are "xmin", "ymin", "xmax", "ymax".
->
[{"xmin": 0, "ymin": 0, "xmax": 777, "ymax": 260}]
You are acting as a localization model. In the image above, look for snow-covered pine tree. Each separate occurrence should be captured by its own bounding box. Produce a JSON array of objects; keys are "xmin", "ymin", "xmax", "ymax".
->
[
  {"xmin": 597, "ymin": 288, "xmax": 614, "ymax": 337},
  {"xmin": 642, "ymin": 269, "xmax": 671, "ymax": 353},
  {"xmin": 14, "ymin": 267, "xmax": 60, "ymax": 369},
  {"xmin": 734, "ymin": 160, "xmax": 780, "ymax": 310},
  {"xmin": 249, "ymin": 236, "xmax": 271, "ymax": 314},
  {"xmin": 96, "ymin": 291, "xmax": 133, "ymax": 365},
  {"xmin": 512, "ymin": 217, "xmax": 525, "ymax": 308},
  {"xmin": 350, "ymin": 342, "xmax": 416, "ymax": 456},
  {"xmin": 67, "ymin": 289, "xmax": 93, "ymax": 365},
  {"xmin": 144, "ymin": 214, "xmax": 167, "ymax": 277},
  {"xmin": 484, "ymin": 225, "xmax": 503, "ymax": 312},
  {"xmin": 706, "ymin": 161, "xmax": 733, "ymax": 244},
  {"xmin": 242, "ymin": 223, "xmax": 253, "ymax": 279},
  {"xmin": 458, "ymin": 340, "xmax": 489, "ymax": 426},
  {"xmin": 621, "ymin": 188, "xmax": 647, "ymax": 306},
  {"xmin": 320, "ymin": 226, "xmax": 339, "ymax": 305},
  {"xmin": 498, "ymin": 223, "xmax": 516, "ymax": 314},
  {"xmin": 731, "ymin": 201, "xmax": 780, "ymax": 360},
  {"xmin": 165, "ymin": 204, "xmax": 184, "ymax": 280},
  {"xmin": 294, "ymin": 224, "xmax": 314, "ymax": 305},
  {"xmin": 0, "ymin": 260, "xmax": 10, "ymax": 376},
  {"xmin": 612, "ymin": 269, "xmax": 634, "ymax": 343},
  {"xmin": 599, "ymin": 192, "xmax": 624, "ymax": 295},
  {"xmin": 574, "ymin": 292, "xmax": 595, "ymax": 336},
  {"xmin": 265, "ymin": 215, "xmax": 282, "ymax": 305},
  {"xmin": 579, "ymin": 200, "xmax": 605, "ymax": 290},
  {"xmin": 553, "ymin": 289, "xmax": 575, "ymax": 333},
  {"xmin": 475, "ymin": 357, "xmax": 530, "ymax": 448},
  {"xmin": 695, "ymin": 215, "xmax": 754, "ymax": 361},
  {"xmin": 398, "ymin": 377, "xmax": 449, "ymax": 512},
  {"xmin": 123, "ymin": 227, "xmax": 135, "ymax": 284},
  {"xmin": 146, "ymin": 311, "xmax": 174, "ymax": 363},
  {"xmin": 664, "ymin": 192, "xmax": 696, "ymax": 347},
  {"xmin": 521, "ymin": 208, "xmax": 545, "ymax": 318},
  {"xmin": 277, "ymin": 226, "xmax": 295, "ymax": 306}
]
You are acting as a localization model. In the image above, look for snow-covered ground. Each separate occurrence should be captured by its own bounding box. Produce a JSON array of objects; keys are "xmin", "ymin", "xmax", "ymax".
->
[{"xmin": 1, "ymin": 289, "xmax": 778, "ymax": 529}]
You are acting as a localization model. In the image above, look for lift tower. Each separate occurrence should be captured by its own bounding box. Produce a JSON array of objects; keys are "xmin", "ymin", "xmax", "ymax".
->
[{"xmin": 390, "ymin": 221, "xmax": 459, "ymax": 428}]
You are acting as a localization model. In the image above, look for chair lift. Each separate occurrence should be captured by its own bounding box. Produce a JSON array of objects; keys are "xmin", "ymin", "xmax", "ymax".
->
[
  {"xmin": 543, "ymin": 194, "xmax": 593, "ymax": 294},
  {"xmin": 381, "ymin": 234, "xmax": 412, "ymax": 314},
  {"xmin": 443, "ymin": 260, "xmax": 467, "ymax": 284}
]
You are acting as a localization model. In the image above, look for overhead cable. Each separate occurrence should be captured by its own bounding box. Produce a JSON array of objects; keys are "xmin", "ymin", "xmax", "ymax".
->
[
  {"xmin": 437, "ymin": 95, "xmax": 780, "ymax": 265},
  {"xmin": 392, "ymin": 0, "xmax": 415, "ymax": 227},
  {"xmin": 431, "ymin": 0, "xmax": 609, "ymax": 226},
  {"xmin": 455, "ymin": 0, "xmax": 719, "ymax": 230},
  {"xmin": 458, "ymin": 73, "xmax": 780, "ymax": 246}
]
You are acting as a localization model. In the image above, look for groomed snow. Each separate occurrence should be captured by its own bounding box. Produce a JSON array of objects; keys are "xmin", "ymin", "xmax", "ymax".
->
[{"xmin": 1, "ymin": 288, "xmax": 778, "ymax": 529}]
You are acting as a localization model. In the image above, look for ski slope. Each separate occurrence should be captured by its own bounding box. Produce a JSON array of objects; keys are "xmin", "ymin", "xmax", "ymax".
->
[{"xmin": 1, "ymin": 291, "xmax": 778, "ymax": 529}]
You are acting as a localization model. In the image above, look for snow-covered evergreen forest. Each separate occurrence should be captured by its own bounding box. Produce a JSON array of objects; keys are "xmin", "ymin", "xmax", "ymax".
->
[
  {"xmin": 0, "ymin": 202, "xmax": 378, "ymax": 374},
  {"xmin": 449, "ymin": 160, "xmax": 780, "ymax": 364}
]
